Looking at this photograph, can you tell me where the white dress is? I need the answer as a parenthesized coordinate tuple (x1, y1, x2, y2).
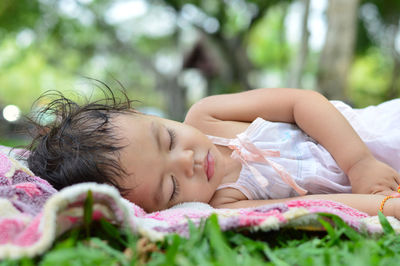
(208, 100, 400, 200)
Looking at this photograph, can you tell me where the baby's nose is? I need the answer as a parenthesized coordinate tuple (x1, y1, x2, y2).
(180, 149, 194, 177)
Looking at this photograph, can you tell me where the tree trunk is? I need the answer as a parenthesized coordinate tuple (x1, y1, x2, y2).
(386, 59, 400, 100)
(161, 77, 187, 121)
(386, 22, 400, 100)
(288, 0, 311, 88)
(317, 0, 360, 100)
(214, 34, 253, 92)
(228, 37, 253, 91)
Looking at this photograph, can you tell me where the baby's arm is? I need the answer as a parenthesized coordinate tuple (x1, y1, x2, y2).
(186, 88, 400, 195)
(215, 194, 399, 218)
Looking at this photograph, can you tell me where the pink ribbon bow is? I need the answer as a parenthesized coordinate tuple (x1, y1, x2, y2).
(230, 135, 308, 196)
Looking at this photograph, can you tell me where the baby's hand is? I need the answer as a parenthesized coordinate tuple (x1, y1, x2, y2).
(382, 196, 400, 218)
(347, 156, 400, 196)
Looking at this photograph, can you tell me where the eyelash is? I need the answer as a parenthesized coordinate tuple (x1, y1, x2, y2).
(167, 128, 176, 150)
(170, 175, 180, 202)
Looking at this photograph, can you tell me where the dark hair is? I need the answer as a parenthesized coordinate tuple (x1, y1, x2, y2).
(27, 82, 136, 195)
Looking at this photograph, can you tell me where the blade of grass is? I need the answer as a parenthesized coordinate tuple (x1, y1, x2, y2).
(84, 190, 94, 238)
(378, 211, 395, 235)
(53, 228, 81, 250)
(330, 215, 362, 241)
(317, 216, 343, 247)
(317, 216, 335, 239)
(20, 257, 35, 266)
(40, 242, 116, 265)
(88, 238, 129, 266)
(98, 219, 127, 246)
(164, 234, 181, 264)
(262, 245, 290, 266)
(205, 214, 238, 265)
(319, 213, 362, 241)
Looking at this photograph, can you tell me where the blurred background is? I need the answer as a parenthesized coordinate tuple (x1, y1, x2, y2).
(0, 0, 399, 146)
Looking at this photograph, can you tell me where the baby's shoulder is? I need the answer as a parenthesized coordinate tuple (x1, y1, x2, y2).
(185, 115, 250, 140)
(185, 96, 252, 137)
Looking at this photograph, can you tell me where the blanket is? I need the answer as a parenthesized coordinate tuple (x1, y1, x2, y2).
(1, 145, 400, 260)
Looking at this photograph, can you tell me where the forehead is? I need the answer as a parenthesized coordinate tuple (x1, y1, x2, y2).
(114, 113, 151, 141)
(113, 113, 164, 211)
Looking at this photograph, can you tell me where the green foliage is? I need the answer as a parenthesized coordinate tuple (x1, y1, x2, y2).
(0, 37, 79, 113)
(378, 211, 395, 235)
(247, 4, 291, 69)
(348, 48, 394, 107)
(0, 0, 41, 33)
(84, 190, 94, 238)
(0, 0, 396, 120)
(361, 0, 400, 25)
(3, 210, 400, 265)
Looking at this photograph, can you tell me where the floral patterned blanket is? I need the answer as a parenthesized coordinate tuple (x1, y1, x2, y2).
(1, 145, 399, 259)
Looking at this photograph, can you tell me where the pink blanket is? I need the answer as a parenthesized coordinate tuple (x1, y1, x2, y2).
(1, 145, 399, 259)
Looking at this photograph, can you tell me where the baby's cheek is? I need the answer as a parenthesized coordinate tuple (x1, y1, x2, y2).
(186, 186, 213, 203)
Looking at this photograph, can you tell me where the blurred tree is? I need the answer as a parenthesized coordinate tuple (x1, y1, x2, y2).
(287, 0, 310, 88)
(0, 0, 169, 116)
(317, 0, 360, 101)
(358, 0, 400, 101)
(1, 0, 294, 120)
(165, 0, 293, 96)
(347, 0, 400, 106)
(0, 0, 41, 32)
(0, 0, 43, 111)
(248, 5, 293, 71)
(1, 0, 398, 122)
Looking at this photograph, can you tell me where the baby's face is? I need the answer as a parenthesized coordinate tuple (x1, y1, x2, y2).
(113, 113, 225, 212)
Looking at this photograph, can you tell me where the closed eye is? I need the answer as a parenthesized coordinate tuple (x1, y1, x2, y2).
(167, 128, 176, 150)
(170, 175, 179, 202)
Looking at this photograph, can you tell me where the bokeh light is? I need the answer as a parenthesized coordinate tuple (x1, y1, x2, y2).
(2, 105, 21, 122)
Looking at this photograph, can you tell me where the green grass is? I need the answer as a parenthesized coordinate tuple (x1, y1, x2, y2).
(2, 192, 400, 266)
(2, 214, 400, 265)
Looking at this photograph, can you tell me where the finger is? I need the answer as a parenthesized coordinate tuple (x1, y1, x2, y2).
(390, 179, 399, 192)
(394, 174, 400, 191)
(387, 175, 400, 192)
